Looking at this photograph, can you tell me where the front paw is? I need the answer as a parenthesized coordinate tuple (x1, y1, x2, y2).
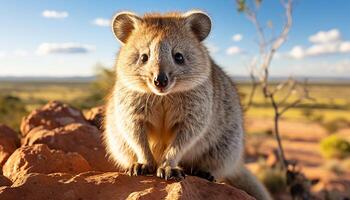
(126, 162, 156, 176)
(157, 166, 185, 181)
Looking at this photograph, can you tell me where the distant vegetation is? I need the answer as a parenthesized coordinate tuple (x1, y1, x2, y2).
(238, 83, 350, 123)
(0, 95, 27, 130)
(0, 64, 115, 131)
(0, 66, 349, 133)
(320, 135, 350, 159)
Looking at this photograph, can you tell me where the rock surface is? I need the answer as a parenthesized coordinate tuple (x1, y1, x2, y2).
(20, 101, 89, 136)
(84, 106, 104, 130)
(0, 172, 255, 200)
(0, 124, 19, 166)
(3, 144, 91, 182)
(22, 123, 116, 172)
(0, 175, 12, 187)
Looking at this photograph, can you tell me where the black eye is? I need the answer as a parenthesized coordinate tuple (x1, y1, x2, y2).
(140, 54, 148, 63)
(174, 52, 184, 65)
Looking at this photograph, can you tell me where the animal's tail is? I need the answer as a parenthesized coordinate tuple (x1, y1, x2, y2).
(222, 165, 272, 200)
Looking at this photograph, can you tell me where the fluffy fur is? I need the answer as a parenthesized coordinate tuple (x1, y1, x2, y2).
(104, 10, 271, 200)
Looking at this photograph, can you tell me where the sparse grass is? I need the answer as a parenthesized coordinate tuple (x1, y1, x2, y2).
(320, 135, 350, 159)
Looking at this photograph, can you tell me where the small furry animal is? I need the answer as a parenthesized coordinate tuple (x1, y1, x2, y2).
(104, 10, 271, 200)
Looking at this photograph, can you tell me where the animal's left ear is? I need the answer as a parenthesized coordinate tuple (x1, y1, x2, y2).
(183, 10, 212, 41)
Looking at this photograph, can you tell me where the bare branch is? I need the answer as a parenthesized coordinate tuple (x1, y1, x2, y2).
(261, 0, 293, 93)
(240, 0, 295, 169)
(244, 6, 267, 55)
(237, 0, 314, 198)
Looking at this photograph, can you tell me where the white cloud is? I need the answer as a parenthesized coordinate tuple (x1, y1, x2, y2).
(307, 42, 339, 56)
(206, 43, 219, 54)
(13, 49, 28, 57)
(289, 46, 305, 59)
(289, 41, 350, 59)
(42, 10, 69, 19)
(232, 34, 243, 42)
(36, 43, 95, 55)
(288, 29, 350, 59)
(226, 46, 242, 55)
(92, 18, 110, 27)
(309, 29, 341, 43)
(340, 41, 350, 53)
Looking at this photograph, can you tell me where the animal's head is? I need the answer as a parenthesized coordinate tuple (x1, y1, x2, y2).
(112, 10, 212, 95)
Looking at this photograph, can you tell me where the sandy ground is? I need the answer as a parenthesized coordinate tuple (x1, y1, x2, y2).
(244, 117, 350, 198)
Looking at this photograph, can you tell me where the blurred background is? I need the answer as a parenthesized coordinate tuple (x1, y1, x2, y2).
(0, 0, 349, 199)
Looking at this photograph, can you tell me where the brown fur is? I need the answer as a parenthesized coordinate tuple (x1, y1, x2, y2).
(104, 10, 271, 200)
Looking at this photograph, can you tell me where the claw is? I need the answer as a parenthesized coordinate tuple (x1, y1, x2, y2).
(157, 166, 185, 181)
(126, 163, 155, 176)
(157, 167, 165, 179)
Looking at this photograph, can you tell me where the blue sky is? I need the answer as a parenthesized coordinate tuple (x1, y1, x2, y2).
(0, 0, 349, 77)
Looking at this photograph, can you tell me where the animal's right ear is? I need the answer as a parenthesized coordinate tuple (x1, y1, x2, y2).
(183, 10, 211, 42)
(111, 12, 142, 44)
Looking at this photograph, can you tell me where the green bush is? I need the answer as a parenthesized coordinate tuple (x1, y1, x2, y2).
(320, 135, 350, 159)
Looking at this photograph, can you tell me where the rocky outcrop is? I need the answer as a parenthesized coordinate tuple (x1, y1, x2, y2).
(0, 172, 255, 200)
(0, 124, 19, 166)
(3, 144, 91, 182)
(0, 101, 255, 200)
(22, 123, 116, 172)
(20, 101, 89, 136)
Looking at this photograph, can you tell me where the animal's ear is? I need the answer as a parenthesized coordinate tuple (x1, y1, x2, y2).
(111, 12, 142, 44)
(183, 10, 211, 42)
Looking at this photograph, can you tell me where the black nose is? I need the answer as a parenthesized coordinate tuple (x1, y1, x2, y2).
(154, 72, 168, 88)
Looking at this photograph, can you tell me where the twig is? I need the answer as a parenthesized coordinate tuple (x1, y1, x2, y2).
(237, 0, 314, 198)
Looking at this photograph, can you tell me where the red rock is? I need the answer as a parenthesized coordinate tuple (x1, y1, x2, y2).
(0, 175, 11, 187)
(84, 106, 104, 130)
(22, 123, 117, 172)
(20, 101, 89, 136)
(0, 172, 255, 200)
(0, 124, 19, 166)
(3, 144, 91, 182)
